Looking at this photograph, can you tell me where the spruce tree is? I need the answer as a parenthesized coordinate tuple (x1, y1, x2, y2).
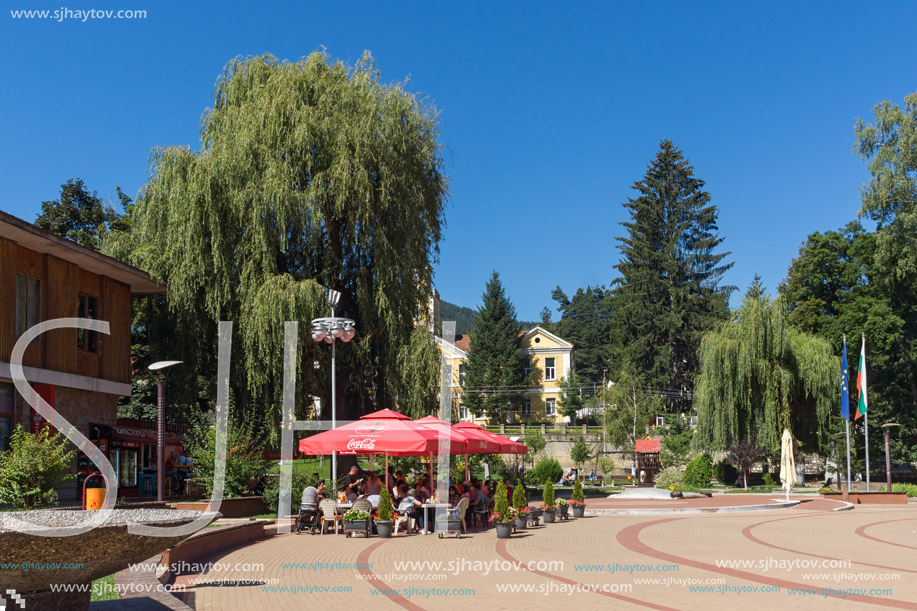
(612, 140, 733, 409)
(462, 272, 524, 421)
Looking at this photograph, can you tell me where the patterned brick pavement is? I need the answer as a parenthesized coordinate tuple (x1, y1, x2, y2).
(173, 498, 917, 610)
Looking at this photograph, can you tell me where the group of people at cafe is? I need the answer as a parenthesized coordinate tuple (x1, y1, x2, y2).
(299, 464, 499, 533)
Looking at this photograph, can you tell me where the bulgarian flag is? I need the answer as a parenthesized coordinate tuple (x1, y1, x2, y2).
(855, 334, 867, 420)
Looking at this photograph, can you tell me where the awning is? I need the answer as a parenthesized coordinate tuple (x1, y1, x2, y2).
(112, 425, 183, 446)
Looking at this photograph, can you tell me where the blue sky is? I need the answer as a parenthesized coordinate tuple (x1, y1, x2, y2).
(3, 1, 916, 321)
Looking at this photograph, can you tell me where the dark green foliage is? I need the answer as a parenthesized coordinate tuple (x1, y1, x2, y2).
(35, 178, 127, 250)
(571, 478, 584, 503)
(558, 372, 586, 421)
(611, 140, 734, 408)
(122, 52, 447, 431)
(462, 272, 525, 420)
(0, 424, 76, 510)
(186, 409, 265, 498)
(439, 301, 477, 335)
(712, 461, 738, 485)
(569, 435, 593, 466)
(263, 463, 320, 515)
(683, 453, 712, 488)
(523, 428, 547, 469)
(763, 473, 776, 486)
(542, 479, 556, 508)
(493, 481, 512, 522)
(530, 457, 563, 486)
(604, 363, 661, 450)
(551, 285, 613, 382)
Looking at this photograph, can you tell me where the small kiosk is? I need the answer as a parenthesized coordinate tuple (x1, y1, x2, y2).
(635, 438, 661, 485)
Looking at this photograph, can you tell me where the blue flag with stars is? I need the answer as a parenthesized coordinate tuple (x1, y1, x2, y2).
(841, 337, 850, 421)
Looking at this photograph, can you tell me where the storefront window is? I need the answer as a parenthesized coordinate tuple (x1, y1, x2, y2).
(0, 383, 13, 452)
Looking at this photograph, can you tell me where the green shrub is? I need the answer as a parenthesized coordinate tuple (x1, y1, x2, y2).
(818, 487, 839, 494)
(572, 478, 584, 503)
(376, 486, 393, 521)
(762, 472, 776, 486)
(0, 424, 76, 510)
(529, 457, 562, 486)
(713, 460, 737, 485)
(493, 481, 512, 523)
(543, 479, 556, 509)
(263, 463, 318, 515)
(655, 466, 684, 490)
(892, 483, 917, 497)
(187, 415, 264, 498)
(512, 480, 527, 509)
(683, 453, 712, 488)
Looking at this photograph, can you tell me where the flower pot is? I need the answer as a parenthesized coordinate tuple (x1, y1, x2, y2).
(558, 505, 569, 518)
(375, 520, 393, 538)
(436, 519, 462, 532)
(496, 522, 512, 538)
(514, 517, 528, 530)
(572, 505, 585, 518)
(543, 509, 556, 523)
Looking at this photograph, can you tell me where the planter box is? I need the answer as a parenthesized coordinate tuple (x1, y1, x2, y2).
(572, 505, 585, 518)
(495, 523, 512, 539)
(821, 492, 907, 505)
(436, 519, 462, 532)
(171, 496, 268, 518)
(514, 517, 528, 530)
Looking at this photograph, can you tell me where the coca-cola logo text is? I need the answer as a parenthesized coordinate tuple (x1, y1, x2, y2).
(354, 421, 389, 434)
(347, 438, 377, 450)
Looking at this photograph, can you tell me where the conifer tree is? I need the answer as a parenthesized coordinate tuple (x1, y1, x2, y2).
(612, 140, 733, 408)
(462, 272, 524, 421)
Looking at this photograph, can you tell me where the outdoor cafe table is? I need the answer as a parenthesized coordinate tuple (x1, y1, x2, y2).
(420, 502, 451, 535)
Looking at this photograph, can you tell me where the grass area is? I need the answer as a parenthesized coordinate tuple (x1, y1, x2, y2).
(90, 574, 119, 602)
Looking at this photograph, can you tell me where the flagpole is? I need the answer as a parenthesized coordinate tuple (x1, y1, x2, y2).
(845, 419, 852, 492)
(842, 335, 852, 493)
(862, 333, 870, 493)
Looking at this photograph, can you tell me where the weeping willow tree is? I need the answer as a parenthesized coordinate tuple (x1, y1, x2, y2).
(695, 295, 838, 454)
(114, 52, 447, 434)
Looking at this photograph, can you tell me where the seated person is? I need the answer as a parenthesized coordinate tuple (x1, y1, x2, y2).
(468, 481, 486, 513)
(366, 494, 381, 509)
(397, 485, 424, 531)
(589, 470, 596, 483)
(364, 471, 382, 496)
(415, 479, 430, 503)
(301, 480, 325, 507)
(448, 485, 459, 506)
(165, 451, 180, 493)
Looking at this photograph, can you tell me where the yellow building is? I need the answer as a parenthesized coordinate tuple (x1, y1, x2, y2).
(434, 326, 574, 424)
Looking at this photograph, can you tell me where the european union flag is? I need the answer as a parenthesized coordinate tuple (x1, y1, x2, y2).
(841, 337, 850, 421)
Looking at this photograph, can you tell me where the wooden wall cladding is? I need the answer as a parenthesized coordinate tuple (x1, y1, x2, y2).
(0, 237, 15, 361)
(100, 277, 130, 384)
(45, 255, 79, 374)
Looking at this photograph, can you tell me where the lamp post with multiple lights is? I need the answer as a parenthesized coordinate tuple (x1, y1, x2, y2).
(311, 289, 356, 489)
(148, 360, 183, 502)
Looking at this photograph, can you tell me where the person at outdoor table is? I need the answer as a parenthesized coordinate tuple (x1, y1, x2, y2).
(397, 485, 424, 531)
(165, 451, 180, 492)
(589, 470, 596, 483)
(344, 466, 364, 501)
(448, 485, 459, 506)
(468, 481, 485, 513)
(364, 471, 382, 496)
(301, 480, 325, 506)
(414, 478, 429, 503)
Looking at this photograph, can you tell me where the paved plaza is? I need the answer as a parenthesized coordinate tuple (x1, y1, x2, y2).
(169, 496, 917, 610)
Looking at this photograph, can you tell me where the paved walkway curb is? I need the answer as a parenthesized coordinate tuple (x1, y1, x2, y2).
(586, 499, 800, 515)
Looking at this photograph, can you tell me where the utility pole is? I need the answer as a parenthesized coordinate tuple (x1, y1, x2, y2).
(602, 369, 607, 453)
(631, 385, 637, 476)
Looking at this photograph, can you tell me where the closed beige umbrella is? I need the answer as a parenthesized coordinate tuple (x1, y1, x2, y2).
(779, 429, 795, 502)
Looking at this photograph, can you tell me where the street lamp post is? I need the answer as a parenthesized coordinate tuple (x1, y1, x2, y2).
(881, 423, 901, 493)
(602, 368, 607, 453)
(311, 289, 356, 491)
(148, 360, 183, 502)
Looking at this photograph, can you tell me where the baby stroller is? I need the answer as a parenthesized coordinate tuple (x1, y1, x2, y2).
(295, 502, 320, 535)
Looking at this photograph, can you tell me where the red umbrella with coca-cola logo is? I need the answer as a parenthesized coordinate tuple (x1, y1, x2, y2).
(298, 408, 467, 456)
(453, 421, 528, 455)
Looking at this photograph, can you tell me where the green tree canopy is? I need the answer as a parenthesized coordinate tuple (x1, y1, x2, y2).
(604, 362, 660, 452)
(36, 178, 127, 250)
(550, 285, 613, 382)
(695, 295, 838, 454)
(611, 140, 733, 409)
(462, 272, 524, 421)
(121, 52, 448, 429)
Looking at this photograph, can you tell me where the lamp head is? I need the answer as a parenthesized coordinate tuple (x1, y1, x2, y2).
(311, 327, 327, 342)
(148, 360, 183, 372)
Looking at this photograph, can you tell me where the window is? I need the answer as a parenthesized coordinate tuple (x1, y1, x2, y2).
(656, 415, 665, 428)
(15, 273, 41, 340)
(458, 363, 466, 386)
(522, 358, 531, 377)
(521, 399, 531, 417)
(544, 357, 556, 381)
(545, 398, 556, 417)
(77, 294, 99, 352)
(459, 403, 468, 421)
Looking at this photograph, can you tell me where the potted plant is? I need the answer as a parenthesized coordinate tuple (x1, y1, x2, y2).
(491, 481, 513, 539)
(512, 483, 529, 530)
(571, 479, 586, 517)
(557, 497, 570, 519)
(375, 487, 394, 538)
(542, 479, 557, 523)
(343, 508, 371, 536)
